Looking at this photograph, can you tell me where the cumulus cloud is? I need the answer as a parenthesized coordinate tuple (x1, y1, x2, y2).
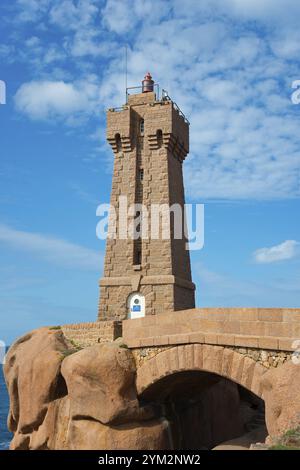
(49, 0, 98, 30)
(9, 0, 300, 199)
(16, 0, 51, 22)
(14, 78, 100, 121)
(253, 240, 300, 264)
(0, 224, 101, 271)
(174, 0, 300, 26)
(101, 0, 171, 34)
(0, 44, 16, 59)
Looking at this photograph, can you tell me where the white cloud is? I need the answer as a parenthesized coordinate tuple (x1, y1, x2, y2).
(16, 0, 51, 22)
(101, 0, 170, 34)
(270, 30, 300, 60)
(49, 0, 98, 30)
(25, 36, 41, 48)
(14, 78, 100, 121)
(43, 46, 66, 64)
(0, 224, 102, 271)
(69, 31, 110, 57)
(174, 0, 300, 26)
(9, 0, 300, 199)
(0, 44, 16, 58)
(101, 0, 134, 34)
(48, 0, 114, 58)
(253, 240, 300, 264)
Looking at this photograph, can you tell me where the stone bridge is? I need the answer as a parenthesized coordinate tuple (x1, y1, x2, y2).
(134, 344, 266, 398)
(62, 307, 300, 398)
(6, 307, 300, 450)
(123, 308, 299, 398)
(60, 307, 300, 449)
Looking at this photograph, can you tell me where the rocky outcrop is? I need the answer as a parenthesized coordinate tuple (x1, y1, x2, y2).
(262, 361, 300, 439)
(67, 419, 170, 450)
(4, 326, 300, 450)
(4, 327, 69, 449)
(61, 342, 154, 425)
(4, 328, 170, 450)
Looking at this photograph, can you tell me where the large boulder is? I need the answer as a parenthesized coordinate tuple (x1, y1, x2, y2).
(10, 397, 71, 450)
(4, 327, 167, 450)
(29, 397, 71, 450)
(67, 418, 171, 450)
(61, 342, 154, 425)
(4, 327, 68, 437)
(262, 360, 300, 438)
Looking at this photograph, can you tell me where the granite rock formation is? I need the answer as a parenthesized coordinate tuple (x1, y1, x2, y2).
(4, 326, 300, 450)
(262, 360, 300, 438)
(4, 328, 169, 450)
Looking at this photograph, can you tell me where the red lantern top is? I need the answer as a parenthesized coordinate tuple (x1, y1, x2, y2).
(142, 72, 154, 93)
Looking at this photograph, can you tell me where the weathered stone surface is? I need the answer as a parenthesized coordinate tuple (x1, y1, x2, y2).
(262, 360, 300, 438)
(10, 432, 31, 451)
(61, 342, 153, 425)
(29, 397, 71, 450)
(4, 328, 163, 450)
(4, 327, 68, 437)
(5, 325, 299, 450)
(123, 307, 300, 350)
(99, 89, 194, 321)
(62, 320, 122, 348)
(67, 419, 171, 450)
(136, 344, 266, 397)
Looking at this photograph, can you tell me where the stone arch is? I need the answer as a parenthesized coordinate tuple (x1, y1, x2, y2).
(136, 344, 267, 398)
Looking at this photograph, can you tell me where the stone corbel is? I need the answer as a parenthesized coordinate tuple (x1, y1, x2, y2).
(148, 132, 187, 161)
(107, 135, 132, 154)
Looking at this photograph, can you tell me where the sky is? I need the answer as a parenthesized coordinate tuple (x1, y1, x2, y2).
(0, 0, 300, 344)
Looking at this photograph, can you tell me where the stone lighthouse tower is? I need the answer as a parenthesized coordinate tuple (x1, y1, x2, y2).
(98, 73, 195, 321)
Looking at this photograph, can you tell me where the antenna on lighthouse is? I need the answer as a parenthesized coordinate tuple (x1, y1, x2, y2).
(125, 44, 128, 103)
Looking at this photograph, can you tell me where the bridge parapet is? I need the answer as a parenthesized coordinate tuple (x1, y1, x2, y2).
(123, 308, 300, 352)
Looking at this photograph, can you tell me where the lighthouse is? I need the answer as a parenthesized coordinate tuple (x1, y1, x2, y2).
(98, 74, 195, 320)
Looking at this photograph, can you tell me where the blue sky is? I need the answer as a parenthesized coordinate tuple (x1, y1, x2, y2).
(0, 0, 300, 344)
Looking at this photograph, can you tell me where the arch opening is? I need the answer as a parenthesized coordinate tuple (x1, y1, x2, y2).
(139, 370, 266, 450)
(157, 129, 163, 148)
(115, 133, 122, 152)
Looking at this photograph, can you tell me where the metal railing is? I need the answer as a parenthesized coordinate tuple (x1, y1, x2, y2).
(126, 83, 160, 102)
(108, 106, 126, 112)
(162, 89, 190, 125)
(109, 86, 190, 125)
